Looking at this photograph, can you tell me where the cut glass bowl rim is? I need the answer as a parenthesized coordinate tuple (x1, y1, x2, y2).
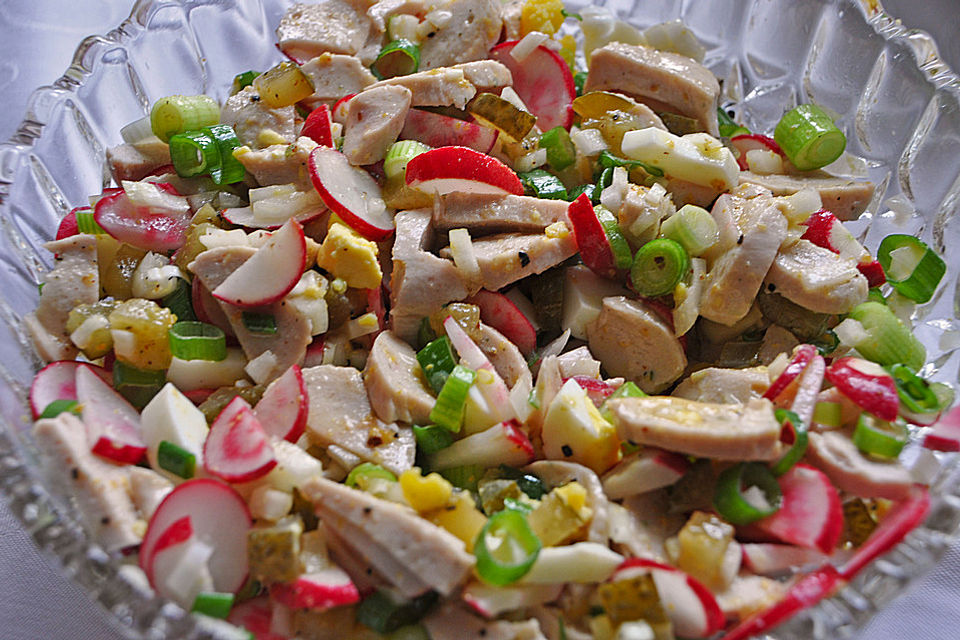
(1, 1, 960, 639)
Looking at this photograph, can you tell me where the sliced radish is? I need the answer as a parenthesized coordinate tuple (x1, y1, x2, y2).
(228, 597, 286, 640)
(139, 478, 252, 594)
(601, 448, 689, 500)
(366, 286, 387, 338)
(567, 193, 616, 279)
(76, 364, 146, 465)
(785, 353, 825, 429)
(428, 419, 533, 470)
(301, 104, 335, 147)
(191, 278, 235, 337)
(400, 109, 498, 153)
(801, 209, 885, 287)
(741, 543, 827, 576)
(613, 558, 725, 639)
(94, 186, 192, 252)
(270, 567, 361, 610)
(304, 338, 325, 368)
(824, 357, 899, 421)
(857, 259, 887, 288)
(308, 146, 394, 241)
(722, 565, 841, 640)
(220, 205, 325, 231)
(253, 365, 308, 442)
(56, 207, 83, 239)
(467, 289, 537, 356)
(568, 375, 618, 408)
(404, 146, 523, 196)
(463, 582, 563, 618)
(29, 360, 107, 419)
(924, 403, 960, 451)
(490, 41, 575, 131)
(443, 316, 515, 422)
(204, 397, 277, 483)
(150, 529, 215, 608)
(332, 93, 356, 125)
(730, 134, 784, 171)
(212, 219, 306, 308)
(750, 463, 843, 554)
(838, 484, 929, 580)
(763, 344, 817, 402)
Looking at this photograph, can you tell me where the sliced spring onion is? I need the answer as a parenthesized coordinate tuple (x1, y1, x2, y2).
(39, 399, 81, 420)
(812, 401, 842, 428)
(771, 409, 808, 476)
(848, 301, 925, 371)
(169, 130, 220, 178)
(356, 589, 438, 634)
(659, 204, 719, 257)
(886, 363, 942, 416)
(540, 126, 577, 171)
(867, 288, 887, 304)
(253, 61, 314, 108)
(113, 360, 166, 409)
(150, 95, 220, 143)
(191, 591, 234, 619)
(717, 107, 749, 138)
(566, 183, 596, 203)
(473, 509, 541, 585)
(384, 140, 431, 180)
(161, 278, 196, 322)
(877, 234, 945, 304)
(345, 462, 397, 488)
(413, 424, 455, 454)
(600, 382, 646, 421)
(438, 464, 484, 492)
(597, 150, 664, 177)
(573, 71, 587, 96)
(370, 39, 421, 80)
(497, 465, 547, 500)
(231, 70, 260, 94)
(429, 364, 476, 432)
(852, 413, 909, 459)
(204, 124, 246, 185)
(713, 462, 783, 525)
(773, 104, 846, 171)
(416, 336, 457, 394)
(75, 208, 106, 235)
(595, 205, 632, 270)
(158, 440, 197, 479)
(630, 238, 690, 297)
(811, 329, 840, 357)
(518, 169, 568, 200)
(168, 321, 227, 362)
(594, 168, 614, 203)
(242, 311, 278, 335)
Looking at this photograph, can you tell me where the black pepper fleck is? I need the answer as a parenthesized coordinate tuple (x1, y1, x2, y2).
(70, 468, 79, 480)
(479, 630, 487, 637)
(427, 31, 436, 38)
(101, 516, 111, 525)
(561, 444, 573, 457)
(518, 251, 530, 267)
(363, 506, 372, 515)
(737, 234, 744, 245)
(767, 282, 776, 292)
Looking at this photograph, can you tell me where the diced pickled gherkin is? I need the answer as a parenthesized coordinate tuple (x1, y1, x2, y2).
(657, 111, 702, 136)
(102, 244, 147, 300)
(526, 483, 592, 547)
(254, 61, 314, 108)
(530, 267, 564, 335)
(478, 478, 526, 515)
(247, 515, 304, 584)
(843, 498, 878, 547)
(582, 110, 655, 157)
(667, 459, 715, 514)
(669, 511, 736, 592)
(324, 286, 354, 332)
(66, 299, 118, 358)
(430, 303, 481, 343)
(382, 173, 433, 211)
(467, 92, 537, 143)
(291, 487, 319, 531)
(597, 573, 671, 629)
(108, 298, 177, 370)
(199, 384, 266, 423)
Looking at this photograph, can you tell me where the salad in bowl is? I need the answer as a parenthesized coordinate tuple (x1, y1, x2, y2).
(12, 0, 960, 638)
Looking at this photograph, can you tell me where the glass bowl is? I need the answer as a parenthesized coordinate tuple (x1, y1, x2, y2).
(1, 0, 960, 638)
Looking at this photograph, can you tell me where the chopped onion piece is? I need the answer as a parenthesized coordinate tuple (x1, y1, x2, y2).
(511, 31, 550, 63)
(245, 350, 279, 384)
(70, 315, 110, 351)
(746, 149, 784, 175)
(599, 166, 628, 212)
(833, 317, 869, 348)
(571, 128, 608, 156)
(448, 228, 481, 282)
(515, 148, 548, 173)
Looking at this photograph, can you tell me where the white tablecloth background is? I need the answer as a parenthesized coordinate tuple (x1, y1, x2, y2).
(2, 1, 959, 638)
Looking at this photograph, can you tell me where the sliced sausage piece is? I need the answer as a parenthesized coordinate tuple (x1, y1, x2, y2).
(440, 231, 577, 293)
(342, 85, 412, 166)
(302, 365, 415, 475)
(128, 466, 174, 520)
(452, 60, 513, 92)
(276, 0, 374, 62)
(584, 42, 721, 136)
(739, 170, 874, 221)
(301, 476, 474, 597)
(106, 141, 172, 183)
(805, 430, 915, 501)
(221, 86, 296, 149)
(764, 239, 868, 314)
(364, 330, 435, 425)
(299, 53, 377, 106)
(700, 194, 787, 326)
(33, 413, 141, 551)
(367, 0, 428, 31)
(432, 192, 568, 235)
(25, 234, 100, 361)
(586, 296, 686, 394)
(234, 136, 319, 190)
(478, 322, 531, 389)
(390, 209, 470, 342)
(369, 67, 476, 109)
(424, 602, 547, 640)
(417, 0, 503, 70)
(672, 366, 770, 404)
(607, 396, 783, 460)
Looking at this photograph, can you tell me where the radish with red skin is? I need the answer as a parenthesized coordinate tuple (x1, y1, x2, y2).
(601, 448, 689, 499)
(400, 109, 498, 153)
(489, 41, 575, 131)
(139, 478, 252, 594)
(763, 344, 817, 401)
(308, 146, 395, 241)
(366, 286, 387, 338)
(253, 364, 308, 443)
(304, 338, 325, 367)
(730, 134, 784, 171)
(612, 558, 725, 638)
(722, 565, 841, 640)
(463, 582, 563, 618)
(750, 463, 843, 554)
(212, 219, 307, 308)
(801, 209, 886, 287)
(404, 146, 523, 196)
(301, 104, 335, 147)
(824, 357, 899, 421)
(567, 375, 617, 407)
(228, 597, 286, 640)
(467, 289, 537, 356)
(220, 205, 325, 231)
(143, 514, 194, 584)
(190, 278, 235, 337)
(332, 93, 355, 125)
(76, 364, 146, 465)
(204, 397, 277, 483)
(94, 189, 192, 252)
(839, 484, 929, 580)
(29, 360, 109, 419)
(183, 388, 216, 406)
(270, 567, 361, 610)
(428, 419, 533, 470)
(56, 208, 83, 239)
(741, 543, 827, 575)
(567, 193, 617, 278)
(857, 260, 887, 288)
(924, 404, 960, 451)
